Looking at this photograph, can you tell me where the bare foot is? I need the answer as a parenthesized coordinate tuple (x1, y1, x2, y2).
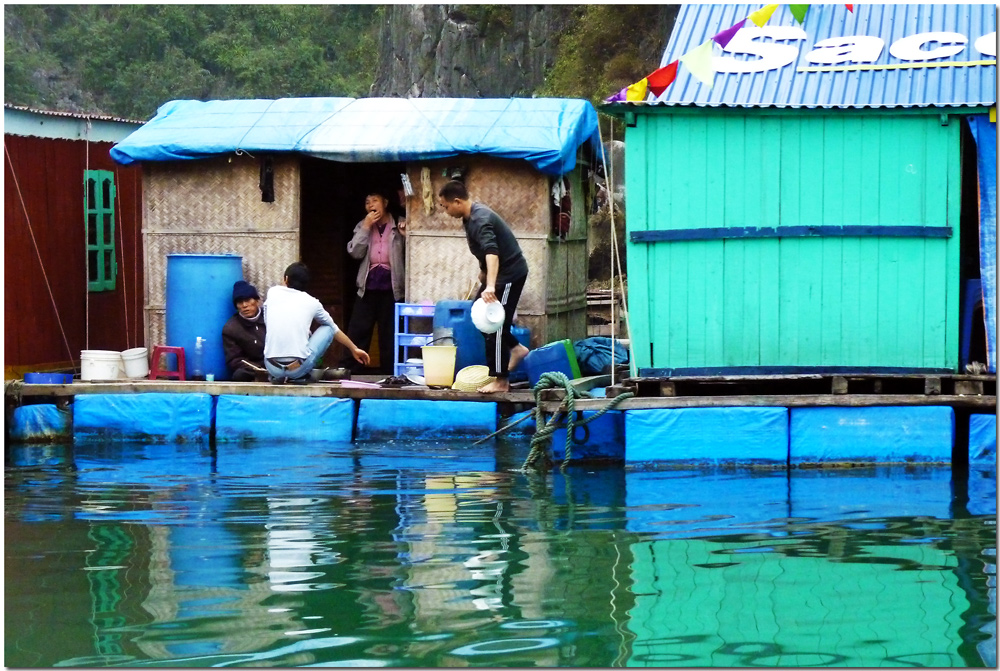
(508, 344, 529, 370)
(478, 378, 510, 394)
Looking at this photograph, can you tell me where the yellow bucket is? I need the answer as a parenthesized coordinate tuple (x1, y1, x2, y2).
(421, 345, 457, 387)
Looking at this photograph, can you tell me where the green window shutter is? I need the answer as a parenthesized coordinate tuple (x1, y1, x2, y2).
(85, 170, 117, 292)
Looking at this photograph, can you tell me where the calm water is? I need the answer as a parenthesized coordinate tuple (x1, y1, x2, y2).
(5, 439, 996, 667)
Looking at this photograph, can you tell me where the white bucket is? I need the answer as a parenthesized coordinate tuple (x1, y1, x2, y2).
(121, 347, 149, 379)
(81, 350, 123, 381)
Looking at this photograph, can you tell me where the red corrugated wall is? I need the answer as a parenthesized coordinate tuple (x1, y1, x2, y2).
(4, 134, 144, 374)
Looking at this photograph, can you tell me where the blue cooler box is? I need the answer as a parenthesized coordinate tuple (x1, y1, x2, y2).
(523, 339, 582, 387)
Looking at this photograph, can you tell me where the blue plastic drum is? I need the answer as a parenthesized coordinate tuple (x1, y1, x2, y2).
(433, 300, 486, 373)
(166, 254, 243, 380)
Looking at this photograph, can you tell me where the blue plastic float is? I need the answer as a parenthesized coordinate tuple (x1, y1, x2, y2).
(356, 399, 497, 441)
(73, 393, 213, 443)
(969, 413, 997, 465)
(790, 406, 954, 464)
(625, 407, 789, 465)
(9, 404, 72, 442)
(215, 395, 355, 443)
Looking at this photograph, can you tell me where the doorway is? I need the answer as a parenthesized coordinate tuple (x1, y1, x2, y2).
(300, 157, 407, 371)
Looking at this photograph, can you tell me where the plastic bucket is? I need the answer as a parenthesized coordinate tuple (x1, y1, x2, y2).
(121, 347, 149, 379)
(421, 345, 457, 387)
(81, 350, 123, 381)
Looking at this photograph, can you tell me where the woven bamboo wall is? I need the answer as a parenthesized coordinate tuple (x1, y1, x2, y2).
(404, 157, 588, 345)
(143, 155, 301, 348)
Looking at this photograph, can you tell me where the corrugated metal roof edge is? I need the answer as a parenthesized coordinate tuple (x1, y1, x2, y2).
(4, 103, 145, 125)
(600, 102, 996, 113)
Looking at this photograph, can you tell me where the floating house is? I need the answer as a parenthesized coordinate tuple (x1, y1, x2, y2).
(4, 105, 145, 376)
(605, 4, 996, 376)
(110, 98, 602, 357)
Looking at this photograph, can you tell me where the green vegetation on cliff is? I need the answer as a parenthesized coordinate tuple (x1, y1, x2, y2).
(540, 5, 677, 106)
(5, 5, 380, 118)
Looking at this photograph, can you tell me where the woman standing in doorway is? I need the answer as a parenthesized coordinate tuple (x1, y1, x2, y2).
(342, 189, 406, 373)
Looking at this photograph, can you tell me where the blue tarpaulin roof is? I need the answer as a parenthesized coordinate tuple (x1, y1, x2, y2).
(635, 3, 996, 109)
(110, 97, 601, 176)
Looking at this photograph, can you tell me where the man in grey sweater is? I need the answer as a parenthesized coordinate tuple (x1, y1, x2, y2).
(438, 180, 530, 393)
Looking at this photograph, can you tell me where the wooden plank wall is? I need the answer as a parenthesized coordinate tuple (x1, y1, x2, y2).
(626, 111, 961, 371)
(4, 135, 144, 374)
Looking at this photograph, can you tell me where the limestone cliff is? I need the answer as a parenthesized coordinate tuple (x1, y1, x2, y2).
(371, 5, 574, 98)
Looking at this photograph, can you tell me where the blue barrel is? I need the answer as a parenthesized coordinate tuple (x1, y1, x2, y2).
(512, 325, 531, 348)
(166, 254, 243, 380)
(433, 300, 486, 372)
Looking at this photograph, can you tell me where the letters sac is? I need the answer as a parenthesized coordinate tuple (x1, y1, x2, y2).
(717, 26, 997, 72)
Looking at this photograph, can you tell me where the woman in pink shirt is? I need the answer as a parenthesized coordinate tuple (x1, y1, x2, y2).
(343, 189, 407, 374)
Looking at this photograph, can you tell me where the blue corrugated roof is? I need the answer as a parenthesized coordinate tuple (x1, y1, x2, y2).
(647, 3, 996, 109)
(110, 97, 601, 176)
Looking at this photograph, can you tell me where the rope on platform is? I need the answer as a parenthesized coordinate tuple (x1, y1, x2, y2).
(520, 372, 633, 472)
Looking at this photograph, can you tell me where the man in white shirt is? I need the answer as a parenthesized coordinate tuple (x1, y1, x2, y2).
(263, 262, 370, 384)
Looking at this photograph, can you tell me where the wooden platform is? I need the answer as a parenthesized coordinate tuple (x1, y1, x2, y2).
(6, 377, 535, 405)
(7, 372, 995, 414)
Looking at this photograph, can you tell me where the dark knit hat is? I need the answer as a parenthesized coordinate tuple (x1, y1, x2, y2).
(232, 280, 260, 304)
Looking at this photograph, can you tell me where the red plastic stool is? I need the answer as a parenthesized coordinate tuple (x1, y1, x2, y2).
(149, 346, 186, 380)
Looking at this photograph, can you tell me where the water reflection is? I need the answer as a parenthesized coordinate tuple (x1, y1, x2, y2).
(5, 440, 995, 667)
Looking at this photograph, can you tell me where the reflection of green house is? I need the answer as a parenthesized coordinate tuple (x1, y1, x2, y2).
(604, 4, 996, 375)
(627, 537, 970, 667)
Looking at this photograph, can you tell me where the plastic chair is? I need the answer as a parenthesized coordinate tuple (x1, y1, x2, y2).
(960, 279, 983, 371)
(149, 345, 186, 380)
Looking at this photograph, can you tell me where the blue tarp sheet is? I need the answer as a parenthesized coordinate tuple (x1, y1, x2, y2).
(968, 115, 997, 372)
(110, 97, 601, 176)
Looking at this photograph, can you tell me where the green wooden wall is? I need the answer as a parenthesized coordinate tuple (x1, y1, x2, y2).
(624, 110, 961, 371)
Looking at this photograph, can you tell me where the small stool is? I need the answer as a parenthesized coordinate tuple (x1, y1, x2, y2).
(149, 346, 186, 381)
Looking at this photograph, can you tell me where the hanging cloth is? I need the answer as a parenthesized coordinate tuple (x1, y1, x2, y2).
(968, 115, 997, 372)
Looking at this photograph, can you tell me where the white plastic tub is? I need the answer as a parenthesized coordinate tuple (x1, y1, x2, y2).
(81, 350, 123, 381)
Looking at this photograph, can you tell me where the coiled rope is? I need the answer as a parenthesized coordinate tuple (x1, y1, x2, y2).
(521, 371, 633, 472)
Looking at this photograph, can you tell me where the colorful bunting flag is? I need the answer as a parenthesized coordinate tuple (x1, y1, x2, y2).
(749, 4, 779, 27)
(789, 4, 810, 23)
(679, 40, 716, 88)
(646, 61, 679, 97)
(625, 78, 649, 102)
(846, 4, 854, 12)
(713, 19, 746, 48)
(605, 88, 628, 103)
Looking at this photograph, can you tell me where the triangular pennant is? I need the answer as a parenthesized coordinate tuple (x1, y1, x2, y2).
(679, 40, 716, 88)
(845, 4, 854, 12)
(789, 4, 810, 23)
(625, 78, 649, 102)
(605, 87, 629, 103)
(749, 4, 779, 27)
(646, 61, 679, 97)
(713, 19, 746, 48)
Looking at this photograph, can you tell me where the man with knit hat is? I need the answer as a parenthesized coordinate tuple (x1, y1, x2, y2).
(222, 279, 267, 381)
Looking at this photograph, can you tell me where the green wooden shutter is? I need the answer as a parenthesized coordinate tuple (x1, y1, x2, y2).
(85, 170, 117, 291)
